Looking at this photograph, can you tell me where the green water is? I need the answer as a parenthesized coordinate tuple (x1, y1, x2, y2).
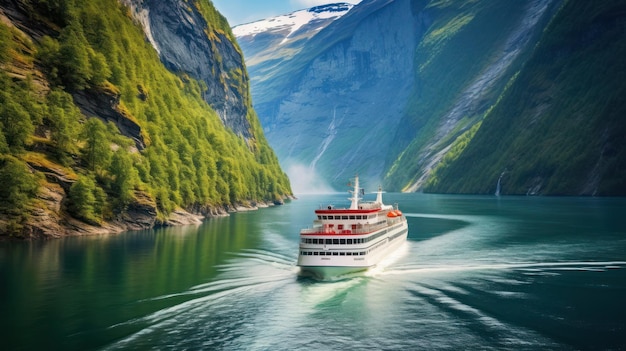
(1, 194, 625, 350)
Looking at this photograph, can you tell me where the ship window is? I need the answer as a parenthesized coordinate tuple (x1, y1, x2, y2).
(332, 239, 339, 244)
(349, 215, 355, 220)
(318, 216, 322, 220)
(325, 239, 332, 245)
(347, 239, 353, 244)
(360, 252, 365, 255)
(357, 215, 362, 220)
(332, 252, 338, 256)
(312, 239, 317, 244)
(334, 216, 340, 220)
(313, 252, 319, 256)
(342, 215, 348, 220)
(338, 225, 344, 230)
(340, 252, 345, 256)
(340, 239, 346, 244)
(346, 252, 352, 256)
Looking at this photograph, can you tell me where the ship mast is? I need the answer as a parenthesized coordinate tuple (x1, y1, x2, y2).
(349, 175, 360, 210)
(375, 185, 383, 205)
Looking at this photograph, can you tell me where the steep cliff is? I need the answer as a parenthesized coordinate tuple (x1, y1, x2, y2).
(0, 0, 291, 239)
(237, 0, 560, 191)
(122, 0, 252, 139)
(423, 0, 626, 195)
(386, 0, 561, 191)
(240, 0, 426, 190)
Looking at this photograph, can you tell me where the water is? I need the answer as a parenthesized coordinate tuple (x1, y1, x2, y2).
(1, 194, 626, 350)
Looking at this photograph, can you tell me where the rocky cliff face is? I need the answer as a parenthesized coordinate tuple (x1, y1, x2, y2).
(241, 0, 427, 190)
(238, 0, 562, 192)
(0, 0, 291, 240)
(121, 0, 252, 139)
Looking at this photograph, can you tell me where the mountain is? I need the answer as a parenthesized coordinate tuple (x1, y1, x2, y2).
(233, 3, 354, 153)
(236, 0, 562, 191)
(0, 0, 291, 239)
(238, 0, 625, 196)
(423, 0, 626, 195)
(235, 0, 426, 191)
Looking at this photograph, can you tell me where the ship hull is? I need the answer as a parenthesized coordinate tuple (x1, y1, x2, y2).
(298, 222, 408, 280)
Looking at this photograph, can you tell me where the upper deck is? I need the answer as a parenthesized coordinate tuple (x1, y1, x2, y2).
(300, 175, 404, 236)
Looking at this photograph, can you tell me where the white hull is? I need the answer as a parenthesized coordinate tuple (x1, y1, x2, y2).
(298, 220, 408, 280)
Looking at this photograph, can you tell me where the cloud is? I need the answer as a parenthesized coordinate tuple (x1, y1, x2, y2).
(290, 0, 361, 9)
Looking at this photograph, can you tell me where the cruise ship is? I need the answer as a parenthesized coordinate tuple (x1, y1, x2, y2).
(297, 176, 409, 279)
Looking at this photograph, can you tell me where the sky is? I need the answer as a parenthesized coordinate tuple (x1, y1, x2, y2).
(212, 0, 362, 26)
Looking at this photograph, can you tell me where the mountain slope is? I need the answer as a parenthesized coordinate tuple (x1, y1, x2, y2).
(238, 0, 560, 191)
(0, 0, 291, 239)
(423, 0, 626, 195)
(237, 0, 425, 190)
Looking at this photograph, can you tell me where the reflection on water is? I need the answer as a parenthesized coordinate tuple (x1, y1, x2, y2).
(1, 194, 626, 350)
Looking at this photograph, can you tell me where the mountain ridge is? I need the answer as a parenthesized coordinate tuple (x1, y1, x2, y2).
(236, 0, 559, 192)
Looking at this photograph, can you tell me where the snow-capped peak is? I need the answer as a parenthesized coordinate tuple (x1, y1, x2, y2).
(232, 3, 354, 40)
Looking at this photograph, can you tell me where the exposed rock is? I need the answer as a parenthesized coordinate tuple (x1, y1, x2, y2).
(73, 88, 146, 150)
(120, 0, 253, 140)
(242, 0, 426, 188)
(162, 209, 203, 227)
(114, 190, 158, 230)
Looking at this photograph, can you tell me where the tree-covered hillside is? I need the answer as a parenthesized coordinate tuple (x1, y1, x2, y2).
(0, 0, 291, 238)
(423, 0, 626, 195)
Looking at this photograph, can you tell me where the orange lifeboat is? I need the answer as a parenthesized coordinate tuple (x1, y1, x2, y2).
(387, 211, 397, 218)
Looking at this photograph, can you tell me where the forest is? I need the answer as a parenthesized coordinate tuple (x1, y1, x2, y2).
(0, 0, 291, 237)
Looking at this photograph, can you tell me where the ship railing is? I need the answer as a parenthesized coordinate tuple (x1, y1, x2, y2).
(301, 222, 388, 235)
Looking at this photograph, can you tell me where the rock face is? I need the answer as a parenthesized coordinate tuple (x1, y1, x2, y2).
(73, 88, 146, 150)
(238, 0, 427, 189)
(237, 0, 562, 191)
(121, 0, 252, 139)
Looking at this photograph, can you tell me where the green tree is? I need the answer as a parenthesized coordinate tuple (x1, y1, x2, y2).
(0, 98, 34, 152)
(67, 174, 106, 224)
(81, 118, 111, 171)
(87, 49, 111, 85)
(47, 89, 82, 164)
(0, 156, 39, 211)
(109, 149, 138, 208)
(57, 21, 92, 89)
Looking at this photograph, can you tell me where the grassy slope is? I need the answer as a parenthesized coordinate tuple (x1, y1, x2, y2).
(383, 0, 530, 190)
(423, 0, 626, 195)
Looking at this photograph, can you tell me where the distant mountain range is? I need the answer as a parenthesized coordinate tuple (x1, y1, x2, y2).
(234, 0, 626, 196)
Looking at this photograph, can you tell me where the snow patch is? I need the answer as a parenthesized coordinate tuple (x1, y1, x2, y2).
(232, 3, 354, 41)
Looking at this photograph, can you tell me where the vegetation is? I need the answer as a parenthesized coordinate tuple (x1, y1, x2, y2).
(422, 0, 626, 195)
(383, 0, 531, 190)
(0, 0, 291, 234)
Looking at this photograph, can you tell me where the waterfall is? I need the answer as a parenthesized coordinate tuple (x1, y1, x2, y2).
(310, 107, 339, 170)
(495, 172, 505, 196)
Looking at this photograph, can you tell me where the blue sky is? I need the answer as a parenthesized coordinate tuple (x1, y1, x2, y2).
(212, 0, 361, 26)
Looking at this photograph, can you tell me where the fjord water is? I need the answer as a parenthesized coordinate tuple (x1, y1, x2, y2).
(1, 194, 625, 350)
